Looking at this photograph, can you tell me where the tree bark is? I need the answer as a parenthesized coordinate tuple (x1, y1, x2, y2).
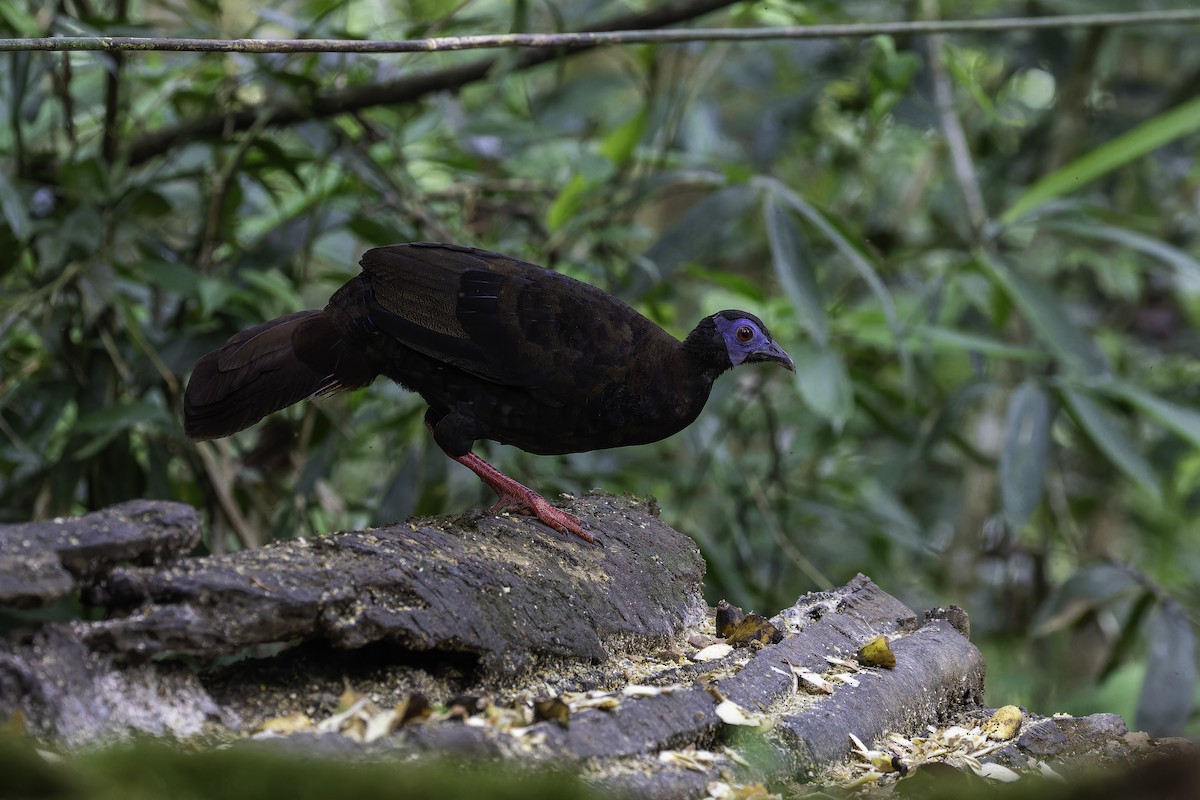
(126, 0, 741, 165)
(0, 495, 1023, 798)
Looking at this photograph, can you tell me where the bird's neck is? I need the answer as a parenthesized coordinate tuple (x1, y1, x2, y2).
(661, 319, 730, 421)
(681, 318, 733, 384)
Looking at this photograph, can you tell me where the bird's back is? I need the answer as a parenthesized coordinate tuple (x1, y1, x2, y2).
(337, 243, 711, 454)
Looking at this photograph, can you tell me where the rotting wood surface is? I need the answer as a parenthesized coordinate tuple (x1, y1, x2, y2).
(0, 496, 1008, 799)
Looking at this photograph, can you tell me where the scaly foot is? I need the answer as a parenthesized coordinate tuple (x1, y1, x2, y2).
(455, 451, 594, 543)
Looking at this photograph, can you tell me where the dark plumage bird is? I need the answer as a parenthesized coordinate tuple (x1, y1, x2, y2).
(184, 243, 794, 542)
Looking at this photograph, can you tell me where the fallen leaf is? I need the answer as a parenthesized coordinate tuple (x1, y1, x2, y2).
(255, 711, 313, 735)
(715, 600, 747, 637)
(726, 614, 784, 648)
(796, 668, 835, 694)
(693, 643, 735, 662)
(534, 697, 570, 728)
(858, 636, 897, 669)
(659, 748, 720, 772)
(715, 700, 768, 728)
(982, 705, 1023, 741)
(971, 762, 1021, 782)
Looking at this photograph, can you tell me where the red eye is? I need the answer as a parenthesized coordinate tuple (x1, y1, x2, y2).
(736, 325, 754, 343)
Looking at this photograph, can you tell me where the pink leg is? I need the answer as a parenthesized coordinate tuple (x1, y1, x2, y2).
(453, 451, 594, 544)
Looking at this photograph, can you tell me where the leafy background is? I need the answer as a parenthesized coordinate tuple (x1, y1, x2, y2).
(3, 0, 1200, 736)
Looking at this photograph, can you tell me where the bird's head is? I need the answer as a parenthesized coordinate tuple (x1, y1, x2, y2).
(711, 310, 795, 372)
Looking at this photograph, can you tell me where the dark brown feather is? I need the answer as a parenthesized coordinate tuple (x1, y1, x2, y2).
(339, 243, 723, 456)
(184, 242, 790, 462)
(183, 242, 793, 543)
(183, 309, 376, 440)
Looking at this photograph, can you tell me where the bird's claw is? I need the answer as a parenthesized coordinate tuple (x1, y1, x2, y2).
(454, 450, 594, 543)
(489, 492, 594, 543)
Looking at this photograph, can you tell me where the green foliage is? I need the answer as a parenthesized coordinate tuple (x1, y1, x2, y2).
(0, 734, 598, 800)
(1002, 94, 1200, 224)
(2, 0, 1200, 737)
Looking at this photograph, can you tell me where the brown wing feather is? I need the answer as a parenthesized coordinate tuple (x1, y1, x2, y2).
(184, 310, 377, 440)
(358, 243, 665, 398)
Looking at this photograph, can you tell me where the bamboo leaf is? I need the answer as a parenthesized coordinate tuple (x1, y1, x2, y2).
(1003, 95, 1200, 224)
(1104, 382, 1200, 450)
(763, 177, 911, 386)
(597, 108, 648, 167)
(763, 193, 828, 347)
(239, 269, 304, 311)
(913, 325, 1049, 362)
(0, 3, 42, 36)
(767, 180, 899, 337)
(1060, 387, 1161, 502)
(545, 173, 588, 233)
(1032, 564, 1137, 635)
(1136, 602, 1197, 736)
(1000, 381, 1055, 527)
(790, 342, 853, 432)
(0, 169, 29, 242)
(911, 381, 993, 462)
(638, 184, 756, 294)
(1044, 220, 1200, 285)
(976, 251, 1106, 376)
(72, 401, 173, 460)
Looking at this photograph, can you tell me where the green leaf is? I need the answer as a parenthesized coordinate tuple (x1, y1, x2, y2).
(856, 477, 925, 548)
(198, 276, 235, 318)
(1136, 602, 1197, 736)
(0, 2, 42, 35)
(763, 193, 828, 347)
(1000, 380, 1055, 527)
(912, 325, 1048, 362)
(0, 169, 29, 241)
(910, 381, 993, 462)
(976, 251, 1106, 375)
(682, 264, 765, 302)
(790, 342, 853, 432)
(347, 217, 412, 246)
(1003, 94, 1200, 224)
(73, 401, 169, 434)
(239, 268, 304, 311)
(1060, 387, 1161, 502)
(1032, 564, 1137, 635)
(1044, 220, 1200, 285)
(72, 401, 172, 460)
(1104, 382, 1200, 450)
(597, 108, 648, 168)
(545, 173, 588, 233)
(639, 184, 756, 294)
(139, 261, 203, 300)
(766, 180, 898, 333)
(57, 158, 108, 203)
(762, 177, 910, 385)
(1099, 589, 1156, 683)
(126, 188, 173, 219)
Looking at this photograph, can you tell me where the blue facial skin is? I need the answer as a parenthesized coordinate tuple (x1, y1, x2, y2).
(712, 313, 796, 371)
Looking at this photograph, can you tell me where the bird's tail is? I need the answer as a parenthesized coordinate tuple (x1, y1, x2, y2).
(183, 309, 379, 440)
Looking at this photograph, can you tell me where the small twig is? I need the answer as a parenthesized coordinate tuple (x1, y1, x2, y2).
(195, 440, 256, 549)
(344, 143, 457, 242)
(923, 2, 988, 240)
(745, 471, 834, 591)
(119, 305, 180, 396)
(0, 411, 27, 455)
(119, 0, 736, 165)
(101, 0, 128, 165)
(1040, 26, 1106, 175)
(3, 10, 1199, 53)
(196, 106, 277, 273)
(96, 324, 133, 383)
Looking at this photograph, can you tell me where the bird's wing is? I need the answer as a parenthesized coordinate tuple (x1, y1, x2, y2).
(358, 243, 647, 396)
